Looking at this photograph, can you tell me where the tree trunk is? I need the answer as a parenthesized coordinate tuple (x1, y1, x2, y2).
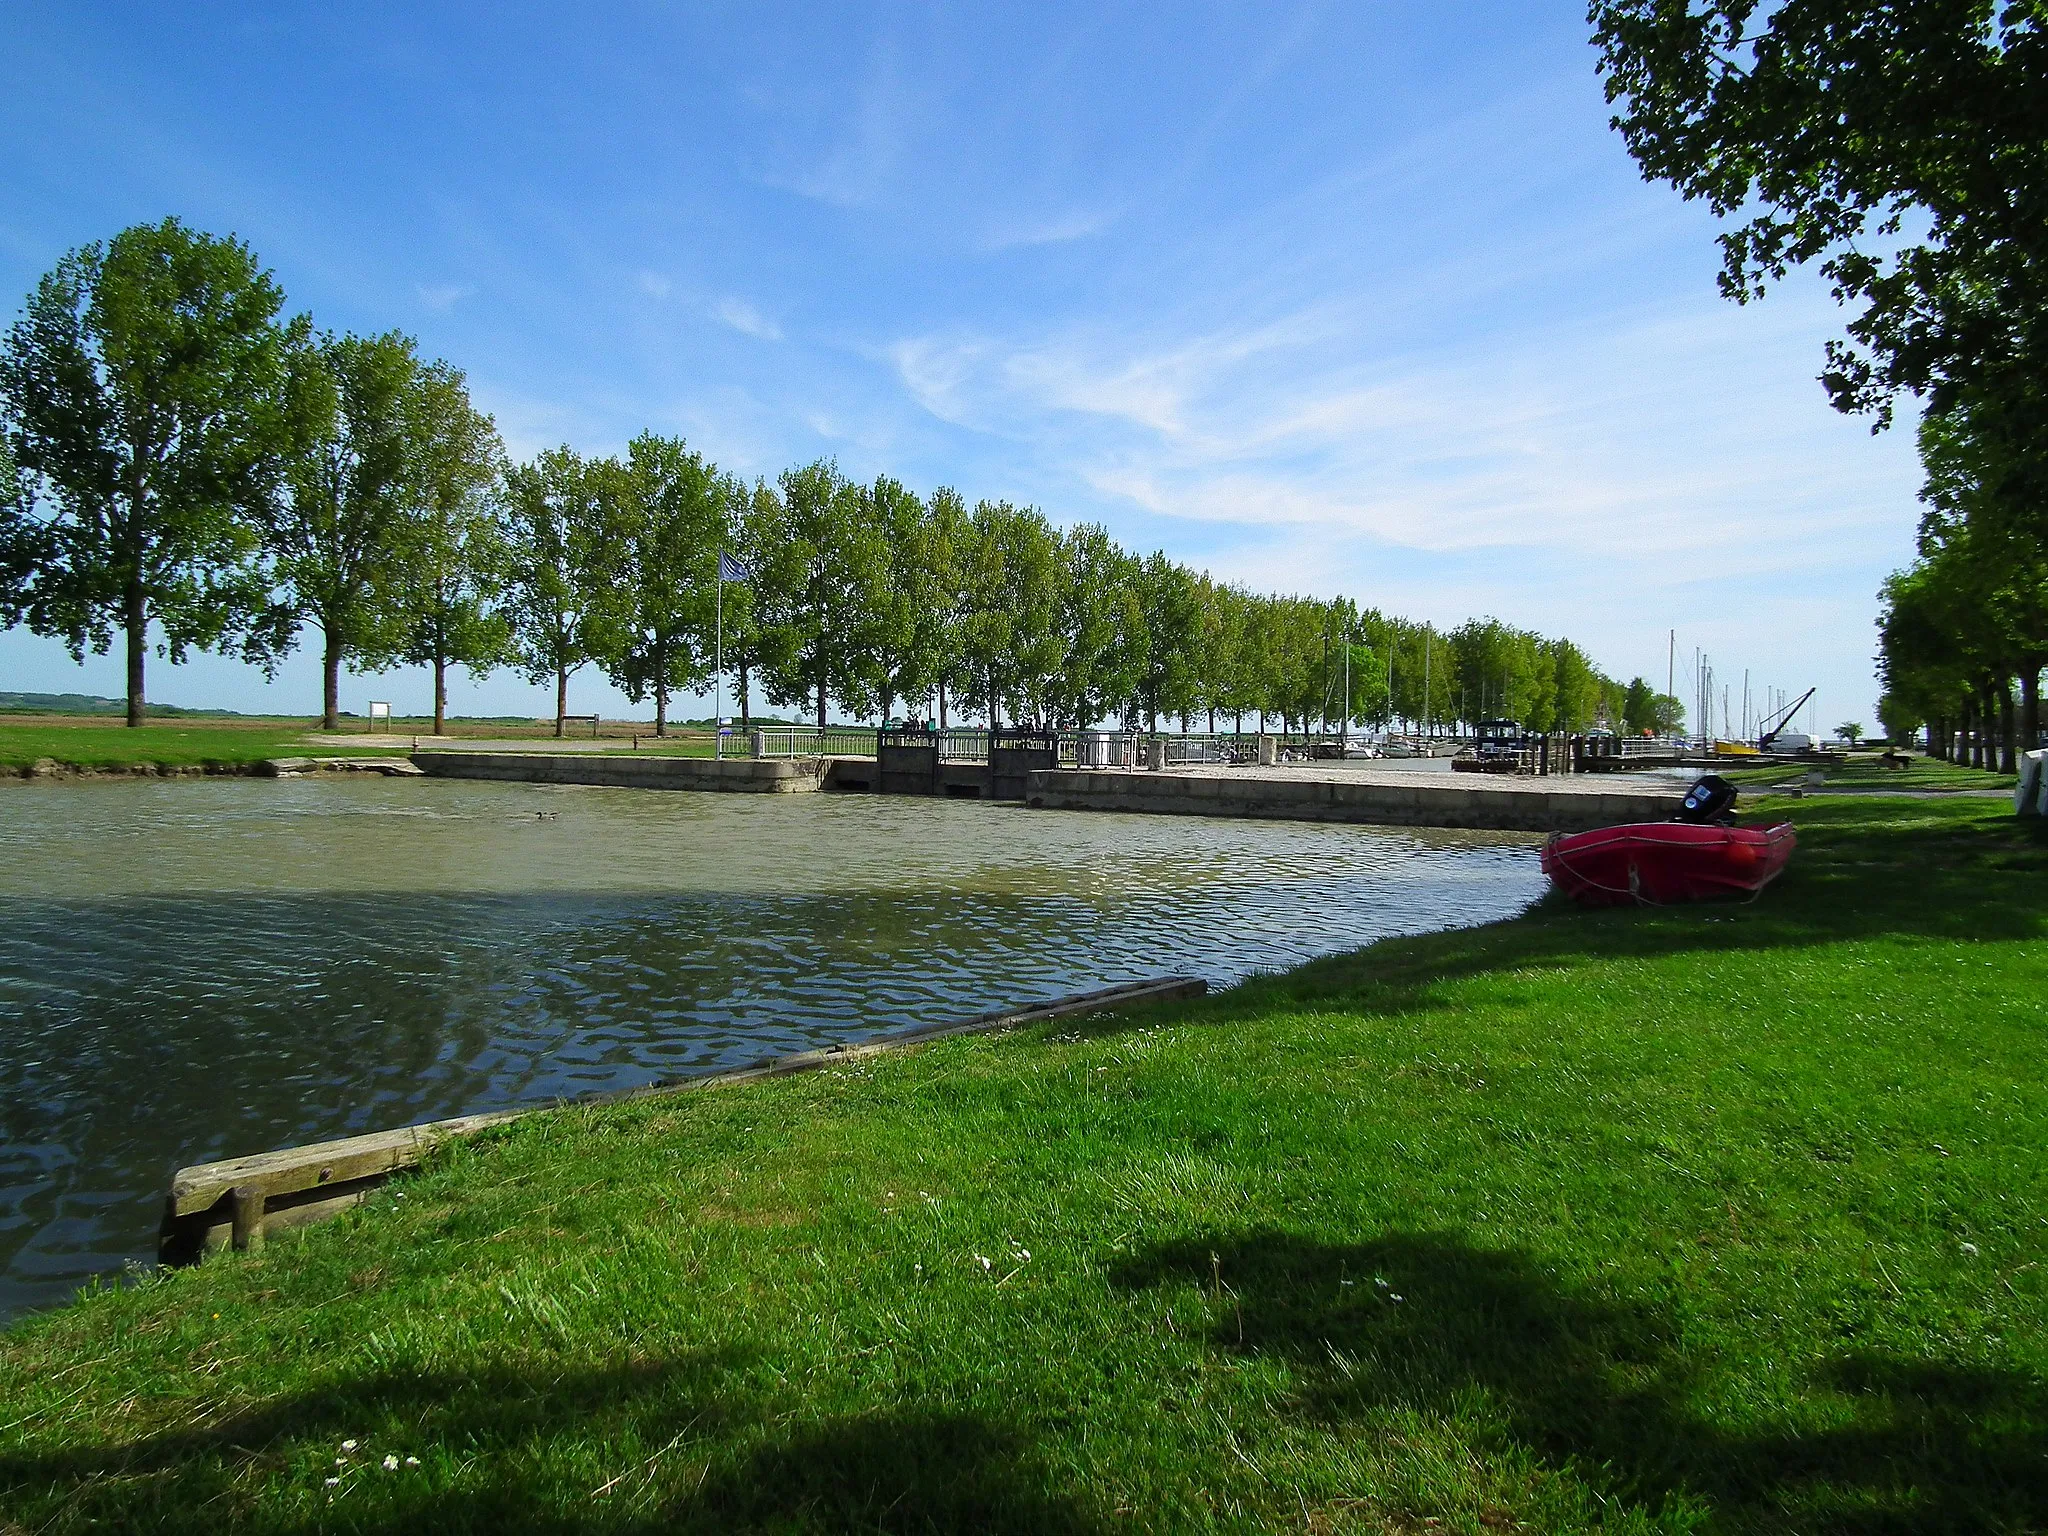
(816, 676, 826, 730)
(938, 680, 948, 730)
(2000, 684, 2017, 774)
(739, 663, 751, 732)
(433, 654, 448, 736)
(555, 666, 568, 737)
(648, 635, 665, 737)
(322, 630, 342, 732)
(124, 579, 146, 728)
(2022, 668, 2041, 757)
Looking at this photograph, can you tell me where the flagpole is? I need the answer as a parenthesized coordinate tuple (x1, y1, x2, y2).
(714, 558, 724, 761)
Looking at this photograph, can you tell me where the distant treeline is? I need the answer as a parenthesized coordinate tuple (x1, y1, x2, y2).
(0, 219, 1682, 736)
(0, 692, 239, 717)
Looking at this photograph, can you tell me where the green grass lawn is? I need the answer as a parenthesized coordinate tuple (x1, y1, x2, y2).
(1, 797, 2044, 1532)
(1721, 753, 2017, 793)
(0, 717, 736, 769)
(0, 718, 413, 770)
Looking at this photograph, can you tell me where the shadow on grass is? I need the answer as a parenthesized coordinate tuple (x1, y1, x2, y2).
(1116, 1230, 2048, 1532)
(1053, 797, 2048, 1045)
(0, 1349, 1098, 1534)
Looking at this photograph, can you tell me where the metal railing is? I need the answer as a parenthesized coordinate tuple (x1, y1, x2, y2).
(753, 725, 880, 758)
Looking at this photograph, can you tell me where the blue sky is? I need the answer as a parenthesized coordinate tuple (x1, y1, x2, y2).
(1, 3, 1919, 732)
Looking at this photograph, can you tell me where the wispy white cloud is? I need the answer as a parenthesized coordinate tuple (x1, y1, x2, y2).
(416, 282, 473, 311)
(979, 206, 1118, 251)
(763, 43, 907, 209)
(716, 297, 783, 341)
(889, 289, 1918, 570)
(637, 269, 672, 299)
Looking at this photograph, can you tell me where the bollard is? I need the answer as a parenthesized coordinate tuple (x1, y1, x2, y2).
(1257, 734, 1278, 766)
(750, 729, 765, 759)
(1147, 736, 1167, 771)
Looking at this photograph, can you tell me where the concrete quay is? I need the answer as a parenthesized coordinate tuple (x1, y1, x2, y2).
(1023, 764, 1683, 833)
(412, 750, 826, 792)
(410, 750, 1686, 832)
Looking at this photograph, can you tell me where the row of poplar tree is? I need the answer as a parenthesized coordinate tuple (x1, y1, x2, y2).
(1, 219, 1661, 737)
(1877, 388, 2048, 771)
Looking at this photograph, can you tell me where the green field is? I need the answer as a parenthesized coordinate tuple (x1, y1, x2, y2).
(0, 718, 407, 770)
(1, 796, 2043, 1532)
(0, 718, 741, 770)
(1721, 752, 2017, 793)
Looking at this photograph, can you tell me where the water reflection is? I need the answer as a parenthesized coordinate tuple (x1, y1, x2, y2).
(0, 776, 1544, 1321)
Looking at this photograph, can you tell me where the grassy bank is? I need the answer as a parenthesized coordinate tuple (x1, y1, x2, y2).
(1, 797, 2043, 1532)
(1720, 752, 2016, 793)
(0, 718, 405, 771)
(0, 717, 737, 770)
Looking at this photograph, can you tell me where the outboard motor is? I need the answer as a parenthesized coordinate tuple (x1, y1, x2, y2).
(1676, 774, 1738, 826)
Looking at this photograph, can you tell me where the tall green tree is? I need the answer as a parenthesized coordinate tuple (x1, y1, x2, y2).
(585, 434, 725, 737)
(1133, 551, 1202, 733)
(392, 361, 506, 735)
(755, 460, 887, 727)
(864, 475, 933, 722)
(0, 219, 290, 725)
(1592, 1, 2048, 427)
(1917, 392, 2048, 754)
(1054, 522, 1146, 729)
(917, 487, 974, 728)
(717, 478, 788, 732)
(261, 329, 420, 729)
(501, 447, 606, 735)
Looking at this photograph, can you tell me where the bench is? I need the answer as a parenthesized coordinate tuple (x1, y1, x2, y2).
(557, 713, 601, 738)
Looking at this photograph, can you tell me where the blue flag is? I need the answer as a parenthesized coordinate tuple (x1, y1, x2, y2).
(718, 551, 751, 582)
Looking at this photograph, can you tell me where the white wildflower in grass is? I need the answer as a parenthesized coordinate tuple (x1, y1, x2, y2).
(382, 1455, 400, 1471)
(976, 1254, 992, 1271)
(324, 1477, 340, 1487)
(340, 1440, 357, 1453)
(1961, 1242, 1980, 1256)
(405, 1457, 420, 1467)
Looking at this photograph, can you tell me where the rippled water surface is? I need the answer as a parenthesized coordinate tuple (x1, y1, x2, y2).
(0, 775, 1544, 1320)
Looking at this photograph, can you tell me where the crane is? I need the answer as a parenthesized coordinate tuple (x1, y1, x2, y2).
(1756, 686, 1816, 751)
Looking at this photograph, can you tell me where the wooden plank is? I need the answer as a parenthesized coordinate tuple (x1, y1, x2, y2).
(170, 1109, 526, 1217)
(230, 1185, 266, 1252)
(161, 975, 1205, 1257)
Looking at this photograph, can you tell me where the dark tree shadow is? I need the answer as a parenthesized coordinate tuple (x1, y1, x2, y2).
(0, 1348, 1097, 1535)
(1114, 1230, 2048, 1532)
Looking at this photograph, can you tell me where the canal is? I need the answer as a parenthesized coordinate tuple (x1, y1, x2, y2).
(0, 775, 1546, 1321)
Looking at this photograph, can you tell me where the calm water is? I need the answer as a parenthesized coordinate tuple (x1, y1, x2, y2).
(0, 776, 1544, 1321)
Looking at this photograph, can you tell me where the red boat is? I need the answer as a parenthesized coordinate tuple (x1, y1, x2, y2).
(1540, 821, 1797, 906)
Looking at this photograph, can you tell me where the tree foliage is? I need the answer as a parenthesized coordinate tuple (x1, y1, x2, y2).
(501, 447, 609, 734)
(1592, 0, 2048, 425)
(262, 328, 421, 728)
(391, 361, 505, 733)
(0, 219, 290, 724)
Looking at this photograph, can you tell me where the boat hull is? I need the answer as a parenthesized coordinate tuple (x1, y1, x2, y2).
(1540, 822, 1797, 906)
